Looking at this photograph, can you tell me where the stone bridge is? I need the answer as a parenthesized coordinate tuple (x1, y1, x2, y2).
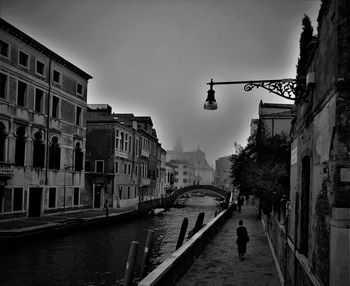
(171, 185, 231, 201)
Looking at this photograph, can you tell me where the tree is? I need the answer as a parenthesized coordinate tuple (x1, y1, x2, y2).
(230, 124, 290, 214)
(296, 14, 314, 79)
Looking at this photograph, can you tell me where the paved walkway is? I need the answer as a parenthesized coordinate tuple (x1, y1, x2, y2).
(176, 204, 281, 286)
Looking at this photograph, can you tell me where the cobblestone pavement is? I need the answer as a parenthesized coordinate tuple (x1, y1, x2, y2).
(176, 204, 281, 286)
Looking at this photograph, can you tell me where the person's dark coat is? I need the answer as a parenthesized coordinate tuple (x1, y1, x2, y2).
(236, 225, 249, 254)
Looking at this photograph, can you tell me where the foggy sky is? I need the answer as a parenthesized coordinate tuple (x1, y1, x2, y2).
(1, 0, 321, 166)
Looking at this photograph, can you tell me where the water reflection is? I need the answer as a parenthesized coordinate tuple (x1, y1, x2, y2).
(0, 196, 220, 286)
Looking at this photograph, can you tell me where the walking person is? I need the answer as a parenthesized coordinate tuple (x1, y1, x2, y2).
(103, 199, 109, 217)
(236, 220, 249, 260)
(237, 196, 242, 213)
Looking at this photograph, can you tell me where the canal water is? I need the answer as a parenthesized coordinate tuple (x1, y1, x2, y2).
(0, 195, 222, 286)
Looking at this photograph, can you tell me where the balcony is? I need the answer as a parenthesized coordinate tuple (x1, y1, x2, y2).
(115, 149, 128, 159)
(141, 178, 151, 186)
(141, 150, 150, 158)
(0, 162, 14, 178)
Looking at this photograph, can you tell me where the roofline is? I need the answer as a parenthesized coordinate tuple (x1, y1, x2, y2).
(259, 102, 295, 108)
(0, 18, 93, 80)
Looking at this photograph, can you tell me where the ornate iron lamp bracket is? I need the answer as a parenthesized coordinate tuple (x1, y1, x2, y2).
(207, 78, 308, 102)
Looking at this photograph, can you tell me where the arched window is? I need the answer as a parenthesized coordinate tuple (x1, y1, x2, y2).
(300, 156, 310, 256)
(74, 142, 83, 171)
(0, 122, 6, 162)
(15, 126, 26, 166)
(33, 131, 45, 168)
(120, 132, 124, 151)
(49, 136, 60, 170)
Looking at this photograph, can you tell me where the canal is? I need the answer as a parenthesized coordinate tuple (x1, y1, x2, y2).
(0, 195, 222, 286)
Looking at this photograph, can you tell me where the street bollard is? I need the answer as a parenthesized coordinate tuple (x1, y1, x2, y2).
(140, 230, 154, 278)
(123, 241, 139, 286)
(175, 217, 188, 250)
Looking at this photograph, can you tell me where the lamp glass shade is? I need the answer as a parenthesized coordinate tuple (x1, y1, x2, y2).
(204, 89, 217, 110)
(204, 101, 217, 110)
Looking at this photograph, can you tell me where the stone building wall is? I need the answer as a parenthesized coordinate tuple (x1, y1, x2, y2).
(287, 1, 350, 285)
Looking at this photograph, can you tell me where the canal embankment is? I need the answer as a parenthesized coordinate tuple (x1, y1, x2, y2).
(0, 196, 174, 245)
(138, 203, 234, 286)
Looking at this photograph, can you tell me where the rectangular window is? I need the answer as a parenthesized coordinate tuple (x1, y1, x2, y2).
(115, 129, 120, 150)
(0, 40, 9, 58)
(17, 81, 26, 107)
(183, 179, 187, 183)
(136, 139, 139, 156)
(73, 188, 80, 206)
(175, 178, 178, 183)
(76, 83, 83, 95)
(48, 188, 56, 208)
(76, 106, 82, 125)
(48, 142, 60, 170)
(183, 171, 188, 175)
(95, 160, 104, 173)
(127, 187, 130, 199)
(124, 163, 127, 175)
(52, 96, 59, 118)
(85, 161, 90, 172)
(0, 73, 7, 99)
(13, 188, 23, 211)
(119, 187, 123, 200)
(128, 164, 131, 175)
(184, 165, 188, 169)
(115, 161, 119, 173)
(53, 70, 61, 84)
(36, 60, 45, 76)
(120, 132, 124, 151)
(125, 134, 128, 152)
(0, 188, 4, 213)
(19, 50, 29, 68)
(35, 88, 44, 113)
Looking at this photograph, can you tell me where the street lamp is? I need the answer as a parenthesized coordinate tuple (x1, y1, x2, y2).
(204, 78, 307, 110)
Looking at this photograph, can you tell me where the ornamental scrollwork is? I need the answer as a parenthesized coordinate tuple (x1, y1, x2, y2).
(243, 81, 298, 100)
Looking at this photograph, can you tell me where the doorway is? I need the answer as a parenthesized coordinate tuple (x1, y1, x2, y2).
(28, 188, 42, 217)
(300, 156, 310, 256)
(94, 185, 102, 208)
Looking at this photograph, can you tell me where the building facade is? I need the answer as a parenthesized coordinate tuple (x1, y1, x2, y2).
(115, 114, 163, 200)
(214, 156, 232, 191)
(166, 145, 214, 185)
(86, 106, 166, 209)
(0, 19, 92, 220)
(165, 162, 175, 194)
(287, 1, 350, 285)
(158, 146, 166, 197)
(169, 160, 194, 189)
(86, 105, 142, 209)
(258, 100, 295, 137)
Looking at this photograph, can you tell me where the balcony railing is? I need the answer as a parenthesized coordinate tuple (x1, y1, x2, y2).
(115, 149, 128, 159)
(141, 150, 150, 158)
(141, 178, 151, 186)
(0, 162, 14, 178)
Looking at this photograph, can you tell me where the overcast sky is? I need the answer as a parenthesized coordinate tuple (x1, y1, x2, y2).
(1, 0, 321, 166)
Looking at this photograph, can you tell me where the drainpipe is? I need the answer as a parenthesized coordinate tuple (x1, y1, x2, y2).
(111, 126, 115, 208)
(284, 207, 289, 285)
(293, 193, 299, 285)
(45, 58, 52, 185)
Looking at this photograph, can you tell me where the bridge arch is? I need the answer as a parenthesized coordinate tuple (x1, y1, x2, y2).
(172, 185, 230, 201)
